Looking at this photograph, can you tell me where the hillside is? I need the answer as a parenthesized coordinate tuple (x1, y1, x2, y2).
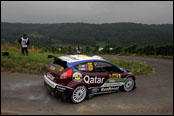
(1, 22, 173, 47)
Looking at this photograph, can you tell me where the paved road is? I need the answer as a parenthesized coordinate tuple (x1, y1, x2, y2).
(1, 56, 173, 115)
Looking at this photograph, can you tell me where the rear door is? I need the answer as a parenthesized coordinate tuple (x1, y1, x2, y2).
(75, 61, 106, 87)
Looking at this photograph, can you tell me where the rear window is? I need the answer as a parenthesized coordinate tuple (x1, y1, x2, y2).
(75, 62, 93, 72)
(48, 61, 66, 72)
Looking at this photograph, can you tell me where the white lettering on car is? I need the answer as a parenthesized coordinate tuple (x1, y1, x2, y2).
(101, 87, 119, 92)
(101, 82, 125, 87)
(83, 75, 104, 84)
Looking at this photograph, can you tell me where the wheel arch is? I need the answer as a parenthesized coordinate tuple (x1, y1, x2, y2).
(125, 75, 136, 81)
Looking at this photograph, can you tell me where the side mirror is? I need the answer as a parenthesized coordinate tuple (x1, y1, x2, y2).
(109, 70, 113, 74)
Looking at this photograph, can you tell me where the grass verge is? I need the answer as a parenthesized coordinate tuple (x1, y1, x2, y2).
(105, 58, 152, 76)
(1, 45, 152, 76)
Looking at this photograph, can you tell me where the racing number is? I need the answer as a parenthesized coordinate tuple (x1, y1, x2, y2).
(88, 62, 93, 71)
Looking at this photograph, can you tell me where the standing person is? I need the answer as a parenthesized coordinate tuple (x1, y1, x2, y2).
(18, 34, 30, 56)
(76, 45, 82, 54)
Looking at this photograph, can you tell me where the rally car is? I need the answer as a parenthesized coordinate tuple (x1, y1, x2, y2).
(44, 55, 136, 103)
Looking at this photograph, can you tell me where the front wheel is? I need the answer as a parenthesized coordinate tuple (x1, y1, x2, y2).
(121, 77, 135, 92)
(71, 85, 87, 103)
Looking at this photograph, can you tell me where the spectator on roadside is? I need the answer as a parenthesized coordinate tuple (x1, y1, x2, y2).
(76, 45, 82, 54)
(18, 34, 30, 56)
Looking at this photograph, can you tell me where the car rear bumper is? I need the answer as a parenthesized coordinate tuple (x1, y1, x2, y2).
(44, 75, 73, 97)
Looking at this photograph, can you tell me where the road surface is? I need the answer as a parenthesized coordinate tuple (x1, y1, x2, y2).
(1, 56, 173, 115)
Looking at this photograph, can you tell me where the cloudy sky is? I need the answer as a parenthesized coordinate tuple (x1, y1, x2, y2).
(1, 1, 173, 24)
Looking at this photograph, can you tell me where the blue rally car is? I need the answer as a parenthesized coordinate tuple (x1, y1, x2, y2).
(44, 55, 136, 103)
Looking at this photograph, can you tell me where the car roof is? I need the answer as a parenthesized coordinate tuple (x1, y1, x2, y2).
(59, 55, 105, 63)
(58, 55, 127, 73)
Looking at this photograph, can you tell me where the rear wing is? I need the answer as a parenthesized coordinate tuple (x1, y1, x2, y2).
(48, 55, 67, 68)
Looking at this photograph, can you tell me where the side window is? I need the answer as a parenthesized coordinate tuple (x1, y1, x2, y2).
(94, 62, 110, 72)
(75, 62, 94, 72)
(94, 62, 123, 73)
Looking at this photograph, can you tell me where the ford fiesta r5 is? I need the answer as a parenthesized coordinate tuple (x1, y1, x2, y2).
(44, 55, 136, 103)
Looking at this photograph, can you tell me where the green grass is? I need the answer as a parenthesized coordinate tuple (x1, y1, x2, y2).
(105, 58, 152, 76)
(1, 45, 64, 74)
(1, 45, 152, 76)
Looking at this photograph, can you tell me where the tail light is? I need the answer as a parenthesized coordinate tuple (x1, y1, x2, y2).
(60, 68, 72, 79)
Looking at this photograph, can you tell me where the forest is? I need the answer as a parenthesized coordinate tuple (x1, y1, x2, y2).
(1, 22, 173, 47)
(39, 44, 173, 56)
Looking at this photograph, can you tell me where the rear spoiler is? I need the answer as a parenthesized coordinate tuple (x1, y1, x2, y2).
(48, 55, 67, 68)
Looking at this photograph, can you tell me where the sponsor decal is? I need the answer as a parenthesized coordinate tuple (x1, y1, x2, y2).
(59, 67, 64, 72)
(107, 78, 126, 83)
(91, 88, 100, 93)
(78, 64, 88, 71)
(79, 55, 90, 57)
(101, 82, 124, 87)
(77, 62, 93, 71)
(109, 74, 121, 78)
(47, 72, 55, 81)
(109, 79, 116, 83)
(116, 78, 126, 82)
(101, 87, 119, 92)
(73, 72, 82, 81)
(56, 86, 66, 91)
(83, 75, 104, 84)
(50, 66, 55, 71)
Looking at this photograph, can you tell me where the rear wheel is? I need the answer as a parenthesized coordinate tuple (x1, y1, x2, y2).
(121, 77, 135, 92)
(71, 85, 87, 103)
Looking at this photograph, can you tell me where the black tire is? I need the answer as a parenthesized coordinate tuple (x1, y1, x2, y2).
(71, 85, 87, 104)
(120, 77, 136, 92)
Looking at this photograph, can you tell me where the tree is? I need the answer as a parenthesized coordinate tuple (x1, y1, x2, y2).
(123, 43, 137, 54)
(68, 46, 72, 54)
(93, 45, 99, 54)
(136, 46, 144, 55)
(143, 44, 155, 55)
(155, 44, 173, 56)
(2, 22, 172, 47)
(85, 45, 90, 54)
(102, 45, 110, 54)
(113, 44, 123, 54)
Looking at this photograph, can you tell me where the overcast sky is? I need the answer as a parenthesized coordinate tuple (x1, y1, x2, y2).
(1, 1, 173, 24)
